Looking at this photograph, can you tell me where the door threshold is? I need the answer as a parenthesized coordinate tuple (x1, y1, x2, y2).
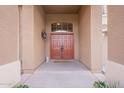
(50, 59, 74, 62)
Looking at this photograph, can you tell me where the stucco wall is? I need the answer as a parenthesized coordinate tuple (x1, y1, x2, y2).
(79, 6, 91, 69)
(0, 6, 19, 65)
(0, 5, 21, 87)
(21, 5, 34, 72)
(0, 61, 21, 87)
(90, 6, 103, 72)
(108, 6, 124, 65)
(33, 6, 46, 69)
(21, 6, 46, 73)
(79, 6, 102, 72)
(46, 14, 79, 60)
(106, 6, 124, 87)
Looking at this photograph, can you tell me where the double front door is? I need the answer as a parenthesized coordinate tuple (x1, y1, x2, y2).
(50, 33, 74, 60)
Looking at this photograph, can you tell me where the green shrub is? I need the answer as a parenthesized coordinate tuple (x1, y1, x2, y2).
(13, 83, 29, 88)
(93, 80, 119, 88)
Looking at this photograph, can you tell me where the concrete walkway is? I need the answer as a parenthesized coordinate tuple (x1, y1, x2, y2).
(21, 61, 105, 88)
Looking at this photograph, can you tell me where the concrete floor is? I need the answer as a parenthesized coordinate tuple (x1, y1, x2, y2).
(21, 61, 105, 88)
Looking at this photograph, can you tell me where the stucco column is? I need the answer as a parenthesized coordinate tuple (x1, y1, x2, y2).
(21, 5, 34, 73)
(90, 6, 103, 72)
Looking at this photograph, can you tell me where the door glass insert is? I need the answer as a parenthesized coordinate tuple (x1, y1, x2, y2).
(51, 22, 73, 32)
(68, 23, 73, 32)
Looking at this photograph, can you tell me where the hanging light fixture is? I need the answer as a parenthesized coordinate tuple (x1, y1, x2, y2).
(57, 22, 60, 25)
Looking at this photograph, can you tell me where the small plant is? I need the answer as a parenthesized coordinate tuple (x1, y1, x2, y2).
(13, 83, 29, 88)
(93, 80, 119, 88)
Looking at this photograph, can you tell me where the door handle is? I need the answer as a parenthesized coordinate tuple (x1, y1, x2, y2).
(61, 45, 64, 50)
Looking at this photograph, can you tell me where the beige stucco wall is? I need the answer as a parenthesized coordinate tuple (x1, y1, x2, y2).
(0, 61, 21, 87)
(108, 6, 124, 65)
(46, 14, 79, 60)
(21, 5, 34, 72)
(106, 60, 124, 87)
(79, 6, 91, 69)
(0, 6, 19, 65)
(0, 6, 21, 87)
(33, 6, 46, 69)
(21, 6, 46, 73)
(90, 6, 103, 72)
(79, 6, 103, 72)
(106, 6, 124, 87)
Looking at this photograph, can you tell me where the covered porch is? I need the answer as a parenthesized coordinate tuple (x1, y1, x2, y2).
(21, 61, 104, 88)
(20, 5, 104, 74)
(0, 5, 106, 87)
(19, 5, 105, 87)
(1, 5, 124, 88)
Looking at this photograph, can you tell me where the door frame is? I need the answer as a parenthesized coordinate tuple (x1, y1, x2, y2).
(50, 32, 74, 60)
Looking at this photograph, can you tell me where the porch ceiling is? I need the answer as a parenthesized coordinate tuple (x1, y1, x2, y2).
(42, 5, 81, 14)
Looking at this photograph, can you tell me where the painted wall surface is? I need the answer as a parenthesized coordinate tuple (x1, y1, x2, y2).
(108, 6, 124, 65)
(0, 6, 21, 87)
(79, 6, 102, 72)
(0, 61, 21, 87)
(33, 6, 46, 69)
(21, 6, 46, 73)
(106, 60, 124, 87)
(21, 5, 34, 73)
(106, 6, 124, 87)
(0, 6, 19, 65)
(90, 6, 103, 72)
(46, 14, 79, 60)
(79, 6, 91, 69)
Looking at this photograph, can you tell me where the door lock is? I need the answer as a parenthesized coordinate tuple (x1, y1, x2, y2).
(61, 45, 64, 51)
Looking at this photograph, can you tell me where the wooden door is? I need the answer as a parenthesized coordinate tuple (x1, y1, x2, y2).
(51, 33, 74, 60)
(62, 34, 74, 59)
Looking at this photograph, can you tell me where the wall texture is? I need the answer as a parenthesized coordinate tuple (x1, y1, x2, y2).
(106, 6, 124, 87)
(108, 6, 124, 65)
(90, 6, 103, 72)
(21, 5, 34, 72)
(46, 14, 79, 60)
(0, 5, 21, 87)
(21, 6, 46, 73)
(0, 61, 21, 87)
(79, 6, 91, 70)
(33, 6, 46, 70)
(79, 6, 102, 72)
(0, 6, 19, 65)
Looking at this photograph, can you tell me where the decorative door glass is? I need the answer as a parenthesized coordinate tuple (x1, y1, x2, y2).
(51, 22, 73, 32)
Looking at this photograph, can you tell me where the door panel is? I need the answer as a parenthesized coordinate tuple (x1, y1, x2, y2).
(62, 35, 74, 59)
(51, 35, 61, 59)
(51, 33, 74, 60)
